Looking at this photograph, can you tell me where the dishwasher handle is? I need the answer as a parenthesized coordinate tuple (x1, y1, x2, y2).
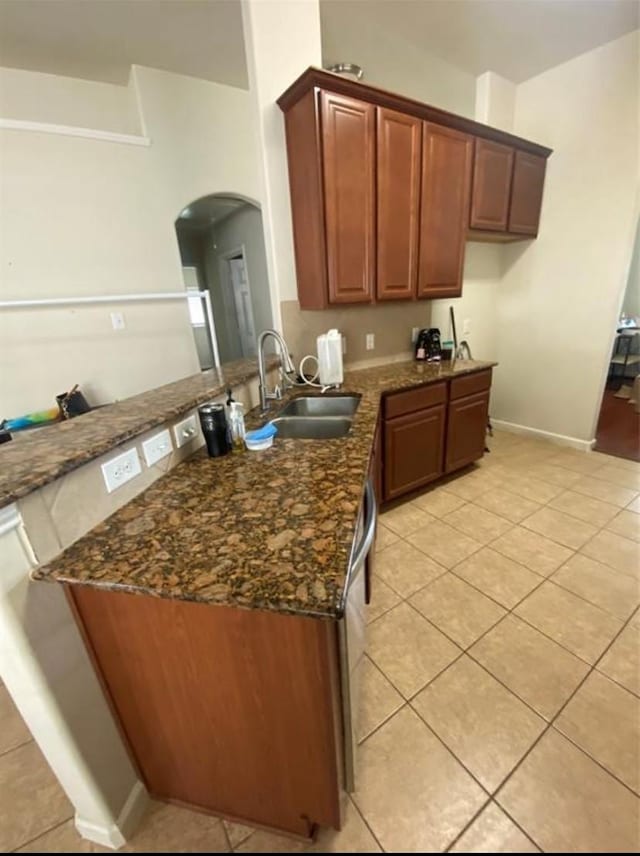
(350, 478, 377, 576)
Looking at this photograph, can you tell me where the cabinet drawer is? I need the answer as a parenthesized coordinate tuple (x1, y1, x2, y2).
(450, 370, 492, 401)
(384, 382, 447, 420)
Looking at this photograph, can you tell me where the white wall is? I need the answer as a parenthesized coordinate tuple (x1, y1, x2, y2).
(321, 6, 475, 118)
(0, 65, 262, 416)
(0, 66, 141, 133)
(214, 205, 273, 338)
(622, 217, 640, 319)
(242, 0, 323, 313)
(430, 72, 512, 366)
(431, 245, 502, 362)
(202, 223, 242, 364)
(492, 31, 639, 442)
(475, 71, 516, 133)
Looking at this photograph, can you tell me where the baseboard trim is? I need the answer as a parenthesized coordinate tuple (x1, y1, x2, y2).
(491, 419, 594, 452)
(75, 780, 149, 850)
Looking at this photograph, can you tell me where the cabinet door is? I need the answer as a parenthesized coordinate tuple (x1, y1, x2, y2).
(469, 139, 514, 231)
(508, 151, 546, 236)
(384, 404, 446, 501)
(445, 391, 490, 473)
(417, 123, 473, 299)
(376, 108, 421, 300)
(321, 92, 375, 304)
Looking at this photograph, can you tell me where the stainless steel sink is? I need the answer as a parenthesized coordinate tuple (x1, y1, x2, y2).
(270, 416, 353, 439)
(278, 394, 361, 418)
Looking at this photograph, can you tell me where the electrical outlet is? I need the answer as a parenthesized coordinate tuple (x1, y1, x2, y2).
(366, 333, 375, 351)
(142, 429, 172, 467)
(463, 318, 471, 335)
(110, 312, 126, 330)
(174, 414, 199, 448)
(342, 335, 347, 355)
(101, 448, 141, 493)
(411, 327, 420, 343)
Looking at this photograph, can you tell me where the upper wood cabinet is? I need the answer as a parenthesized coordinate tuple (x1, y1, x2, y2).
(469, 139, 514, 231)
(469, 143, 547, 241)
(376, 108, 421, 301)
(321, 92, 376, 305)
(508, 151, 547, 236)
(278, 68, 551, 309)
(418, 123, 473, 299)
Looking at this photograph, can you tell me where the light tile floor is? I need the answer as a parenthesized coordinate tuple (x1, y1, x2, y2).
(1, 431, 639, 852)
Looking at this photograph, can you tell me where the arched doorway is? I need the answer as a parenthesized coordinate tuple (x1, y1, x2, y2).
(175, 193, 273, 370)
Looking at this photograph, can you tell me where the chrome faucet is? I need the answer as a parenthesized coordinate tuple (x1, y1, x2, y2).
(257, 329, 296, 413)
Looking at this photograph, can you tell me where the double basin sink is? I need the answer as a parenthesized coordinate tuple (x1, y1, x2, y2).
(270, 394, 361, 439)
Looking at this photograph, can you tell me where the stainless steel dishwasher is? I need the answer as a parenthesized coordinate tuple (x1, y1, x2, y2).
(338, 477, 377, 792)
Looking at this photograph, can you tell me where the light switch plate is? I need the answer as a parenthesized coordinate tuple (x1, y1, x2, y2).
(463, 318, 471, 335)
(142, 429, 172, 467)
(366, 333, 375, 351)
(101, 448, 141, 493)
(174, 414, 199, 448)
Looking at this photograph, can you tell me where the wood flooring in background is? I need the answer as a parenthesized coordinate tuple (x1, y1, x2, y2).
(595, 386, 640, 462)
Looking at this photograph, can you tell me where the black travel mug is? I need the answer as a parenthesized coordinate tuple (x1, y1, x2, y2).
(198, 403, 231, 458)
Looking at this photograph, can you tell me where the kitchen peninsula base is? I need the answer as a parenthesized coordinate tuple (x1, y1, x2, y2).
(68, 586, 344, 839)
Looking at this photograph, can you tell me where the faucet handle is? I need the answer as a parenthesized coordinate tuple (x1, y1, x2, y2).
(273, 384, 282, 400)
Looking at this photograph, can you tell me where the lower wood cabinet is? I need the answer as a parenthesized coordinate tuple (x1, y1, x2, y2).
(382, 370, 492, 503)
(70, 587, 343, 838)
(384, 403, 446, 501)
(445, 390, 490, 473)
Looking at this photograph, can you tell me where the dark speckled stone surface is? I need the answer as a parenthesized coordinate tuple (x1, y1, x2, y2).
(35, 358, 495, 618)
(0, 357, 278, 509)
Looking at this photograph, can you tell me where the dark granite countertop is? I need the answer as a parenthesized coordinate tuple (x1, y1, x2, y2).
(35, 358, 495, 619)
(0, 357, 279, 509)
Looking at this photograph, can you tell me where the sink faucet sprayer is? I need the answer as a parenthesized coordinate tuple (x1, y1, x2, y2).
(257, 328, 344, 413)
(257, 329, 296, 414)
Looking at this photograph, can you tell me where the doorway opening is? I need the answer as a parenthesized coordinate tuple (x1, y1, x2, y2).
(220, 248, 257, 358)
(594, 218, 640, 462)
(174, 193, 272, 370)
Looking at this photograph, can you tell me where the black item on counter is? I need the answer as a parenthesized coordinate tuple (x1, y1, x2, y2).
(414, 328, 442, 362)
(449, 306, 458, 353)
(0, 429, 12, 444)
(198, 403, 232, 458)
(56, 386, 91, 419)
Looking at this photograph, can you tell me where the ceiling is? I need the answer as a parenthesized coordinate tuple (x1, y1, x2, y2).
(0, 0, 248, 88)
(321, 0, 639, 83)
(0, 0, 637, 90)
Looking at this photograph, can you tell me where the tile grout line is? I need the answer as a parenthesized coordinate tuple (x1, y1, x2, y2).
(346, 793, 386, 853)
(489, 605, 640, 812)
(372, 490, 639, 823)
(0, 736, 33, 761)
(418, 451, 639, 849)
(444, 796, 542, 854)
(8, 814, 75, 853)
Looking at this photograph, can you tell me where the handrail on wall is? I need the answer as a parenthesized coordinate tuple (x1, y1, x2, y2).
(0, 291, 220, 369)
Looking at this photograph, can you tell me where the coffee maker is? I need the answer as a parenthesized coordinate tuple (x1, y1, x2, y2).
(414, 328, 442, 362)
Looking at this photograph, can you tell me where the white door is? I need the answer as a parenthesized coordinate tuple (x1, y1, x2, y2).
(228, 256, 257, 357)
